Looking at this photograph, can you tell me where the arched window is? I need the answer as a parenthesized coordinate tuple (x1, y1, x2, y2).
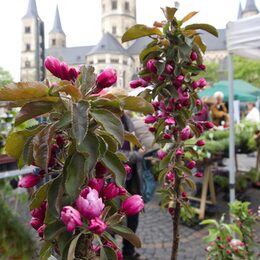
(112, 26, 117, 35)
(112, 0, 117, 10)
(25, 60, 31, 68)
(125, 2, 130, 11)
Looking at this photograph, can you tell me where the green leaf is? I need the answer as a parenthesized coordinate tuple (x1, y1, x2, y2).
(139, 46, 160, 63)
(185, 177, 196, 190)
(194, 35, 207, 53)
(72, 101, 89, 146)
(67, 233, 82, 260)
(45, 175, 63, 223)
(92, 98, 120, 109)
(5, 126, 44, 161)
(185, 24, 218, 37)
(109, 224, 141, 248)
(22, 136, 34, 165)
(98, 131, 118, 153)
(100, 246, 118, 260)
(181, 11, 198, 23)
(124, 131, 142, 148)
(203, 227, 219, 243)
(122, 24, 162, 43)
(39, 241, 52, 260)
(77, 132, 99, 172)
(200, 219, 219, 226)
(161, 7, 177, 21)
(57, 232, 73, 259)
(77, 66, 96, 96)
(56, 112, 71, 129)
(44, 220, 66, 241)
(30, 181, 51, 210)
(91, 108, 124, 145)
(65, 152, 86, 201)
(101, 151, 126, 186)
(15, 101, 53, 126)
(33, 124, 56, 172)
(120, 96, 154, 115)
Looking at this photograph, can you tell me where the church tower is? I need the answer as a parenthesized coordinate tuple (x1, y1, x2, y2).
(101, 0, 136, 45)
(49, 6, 66, 48)
(21, 0, 45, 81)
(242, 0, 259, 18)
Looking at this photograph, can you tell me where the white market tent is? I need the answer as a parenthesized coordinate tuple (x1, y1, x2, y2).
(226, 14, 260, 203)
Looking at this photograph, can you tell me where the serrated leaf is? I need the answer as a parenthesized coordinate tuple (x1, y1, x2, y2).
(55, 81, 82, 101)
(120, 96, 154, 115)
(78, 66, 96, 96)
(181, 11, 198, 23)
(77, 132, 99, 172)
(100, 246, 118, 260)
(0, 82, 49, 101)
(109, 224, 141, 248)
(101, 151, 126, 186)
(33, 124, 56, 172)
(72, 101, 89, 146)
(23, 136, 34, 165)
(185, 24, 218, 37)
(161, 7, 177, 21)
(122, 24, 162, 43)
(56, 112, 71, 129)
(91, 108, 124, 145)
(65, 152, 86, 201)
(15, 101, 53, 126)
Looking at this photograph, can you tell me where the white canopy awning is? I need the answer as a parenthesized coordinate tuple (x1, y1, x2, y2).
(227, 14, 260, 59)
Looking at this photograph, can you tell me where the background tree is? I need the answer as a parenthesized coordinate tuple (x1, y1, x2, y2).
(0, 67, 13, 87)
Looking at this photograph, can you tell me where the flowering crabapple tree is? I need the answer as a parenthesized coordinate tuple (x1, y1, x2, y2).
(122, 7, 218, 260)
(0, 56, 153, 259)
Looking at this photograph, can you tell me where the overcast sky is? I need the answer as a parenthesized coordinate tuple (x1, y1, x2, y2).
(0, 0, 258, 81)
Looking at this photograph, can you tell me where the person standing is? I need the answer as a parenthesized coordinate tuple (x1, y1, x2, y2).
(245, 102, 260, 123)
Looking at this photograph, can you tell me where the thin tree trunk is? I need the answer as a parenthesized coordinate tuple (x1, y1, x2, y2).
(171, 175, 181, 260)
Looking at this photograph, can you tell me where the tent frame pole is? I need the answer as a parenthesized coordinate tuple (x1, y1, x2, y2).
(228, 53, 236, 204)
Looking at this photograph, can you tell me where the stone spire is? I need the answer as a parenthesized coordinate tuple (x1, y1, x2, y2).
(50, 5, 65, 34)
(243, 0, 259, 17)
(237, 2, 243, 19)
(23, 0, 39, 19)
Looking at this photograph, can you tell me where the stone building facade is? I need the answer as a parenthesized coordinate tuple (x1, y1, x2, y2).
(20, 0, 259, 87)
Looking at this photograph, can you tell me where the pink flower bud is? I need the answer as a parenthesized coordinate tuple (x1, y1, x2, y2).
(192, 81, 199, 90)
(226, 249, 232, 255)
(95, 162, 108, 177)
(56, 134, 65, 147)
(149, 126, 156, 133)
(190, 51, 198, 61)
(157, 150, 167, 160)
(129, 78, 148, 89)
(124, 164, 132, 175)
(204, 121, 214, 129)
(68, 67, 79, 82)
(175, 103, 182, 110)
(165, 64, 174, 74)
(146, 59, 157, 73)
(60, 62, 70, 81)
(198, 78, 207, 88)
(187, 160, 196, 169)
(176, 148, 184, 157)
(180, 127, 191, 141)
(158, 75, 165, 81)
(165, 117, 175, 125)
(176, 75, 184, 82)
(30, 217, 43, 230)
(61, 206, 83, 232)
(141, 75, 152, 82)
(195, 172, 203, 177)
(195, 99, 201, 107)
(121, 195, 144, 216)
(18, 174, 41, 188)
(76, 188, 105, 219)
(168, 207, 175, 215)
(198, 64, 206, 70)
(196, 139, 205, 146)
(195, 123, 204, 134)
(119, 187, 127, 195)
(31, 201, 47, 221)
(102, 183, 121, 200)
(96, 67, 117, 89)
(88, 217, 107, 235)
(181, 191, 187, 197)
(37, 224, 46, 238)
(163, 133, 172, 139)
(166, 171, 175, 182)
(152, 101, 160, 109)
(89, 178, 105, 194)
(144, 115, 157, 124)
(44, 56, 62, 78)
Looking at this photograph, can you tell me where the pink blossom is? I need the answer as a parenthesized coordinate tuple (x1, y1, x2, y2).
(165, 64, 174, 74)
(30, 217, 43, 230)
(178, 88, 190, 105)
(88, 217, 107, 235)
(165, 117, 175, 125)
(129, 78, 148, 89)
(198, 64, 206, 70)
(204, 121, 214, 129)
(37, 224, 46, 238)
(146, 59, 157, 73)
(195, 123, 204, 134)
(180, 127, 191, 141)
(229, 239, 244, 248)
(187, 160, 196, 169)
(196, 99, 201, 107)
(196, 139, 205, 146)
(190, 51, 198, 61)
(18, 174, 41, 188)
(124, 164, 132, 175)
(176, 75, 184, 82)
(31, 201, 47, 221)
(144, 115, 157, 124)
(158, 75, 165, 81)
(176, 148, 184, 157)
(96, 67, 117, 89)
(198, 78, 207, 88)
(95, 162, 108, 177)
(181, 191, 187, 197)
(88, 178, 105, 194)
(61, 206, 83, 232)
(157, 150, 167, 160)
(163, 133, 172, 139)
(76, 188, 105, 219)
(149, 126, 156, 133)
(44, 56, 61, 78)
(195, 172, 203, 177)
(192, 81, 199, 90)
(152, 101, 160, 109)
(56, 134, 65, 147)
(102, 182, 121, 200)
(166, 171, 175, 182)
(80, 187, 90, 198)
(121, 195, 144, 216)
